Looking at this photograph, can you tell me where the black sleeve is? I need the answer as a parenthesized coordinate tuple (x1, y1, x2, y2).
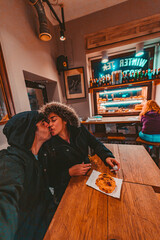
(81, 124, 115, 162)
(0, 151, 24, 240)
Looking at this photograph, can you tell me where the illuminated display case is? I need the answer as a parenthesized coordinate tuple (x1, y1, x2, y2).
(90, 81, 152, 116)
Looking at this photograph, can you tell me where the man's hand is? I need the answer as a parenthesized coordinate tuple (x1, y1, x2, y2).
(105, 157, 120, 171)
(69, 162, 91, 176)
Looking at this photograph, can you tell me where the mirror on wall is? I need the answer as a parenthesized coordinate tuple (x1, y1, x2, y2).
(25, 80, 48, 111)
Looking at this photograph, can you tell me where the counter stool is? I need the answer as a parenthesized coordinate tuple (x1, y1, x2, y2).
(136, 137, 160, 168)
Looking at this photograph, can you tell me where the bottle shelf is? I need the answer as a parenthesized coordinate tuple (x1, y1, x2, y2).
(88, 78, 160, 93)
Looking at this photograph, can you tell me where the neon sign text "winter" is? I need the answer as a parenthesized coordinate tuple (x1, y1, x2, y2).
(119, 58, 147, 67)
(102, 58, 148, 71)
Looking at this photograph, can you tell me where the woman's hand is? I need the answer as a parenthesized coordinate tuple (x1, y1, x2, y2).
(69, 162, 91, 176)
(105, 157, 120, 171)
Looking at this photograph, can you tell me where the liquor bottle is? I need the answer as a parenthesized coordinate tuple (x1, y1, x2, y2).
(145, 70, 148, 80)
(122, 72, 125, 84)
(93, 79, 97, 87)
(108, 74, 112, 85)
(98, 77, 102, 87)
(153, 69, 157, 79)
(142, 70, 145, 81)
(134, 71, 137, 82)
(139, 70, 143, 81)
(115, 71, 119, 84)
(90, 78, 93, 88)
(151, 69, 153, 79)
(112, 72, 116, 85)
(102, 77, 105, 86)
(156, 69, 159, 79)
(148, 69, 152, 80)
(131, 72, 134, 82)
(96, 78, 99, 87)
(126, 72, 130, 83)
(136, 71, 139, 81)
(158, 68, 160, 79)
(125, 73, 127, 83)
(118, 70, 122, 84)
(110, 74, 113, 85)
(107, 75, 110, 85)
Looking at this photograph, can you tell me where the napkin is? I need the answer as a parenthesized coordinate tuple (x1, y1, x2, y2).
(86, 170, 123, 199)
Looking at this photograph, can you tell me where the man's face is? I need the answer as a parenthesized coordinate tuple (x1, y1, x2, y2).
(36, 120, 51, 141)
(47, 113, 67, 136)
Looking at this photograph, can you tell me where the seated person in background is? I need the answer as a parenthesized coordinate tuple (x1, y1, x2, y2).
(39, 102, 120, 203)
(0, 111, 56, 240)
(139, 100, 160, 142)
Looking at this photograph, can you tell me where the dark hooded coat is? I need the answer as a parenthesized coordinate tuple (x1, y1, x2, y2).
(0, 111, 56, 240)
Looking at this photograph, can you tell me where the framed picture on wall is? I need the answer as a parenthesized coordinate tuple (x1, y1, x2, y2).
(0, 44, 15, 125)
(64, 67, 86, 100)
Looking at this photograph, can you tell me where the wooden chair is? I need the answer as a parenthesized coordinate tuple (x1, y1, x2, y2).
(136, 137, 160, 168)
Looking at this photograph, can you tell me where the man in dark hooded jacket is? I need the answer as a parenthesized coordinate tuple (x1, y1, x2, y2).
(0, 111, 56, 240)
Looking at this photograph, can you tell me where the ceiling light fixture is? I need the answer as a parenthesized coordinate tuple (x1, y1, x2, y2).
(60, 30, 66, 41)
(101, 51, 109, 63)
(135, 42, 144, 57)
(29, 0, 66, 41)
(43, 0, 66, 41)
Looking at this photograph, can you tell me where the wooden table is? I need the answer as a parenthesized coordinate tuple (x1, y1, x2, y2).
(44, 144, 160, 240)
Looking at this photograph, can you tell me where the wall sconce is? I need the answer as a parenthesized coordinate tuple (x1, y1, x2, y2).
(135, 42, 144, 57)
(101, 51, 109, 63)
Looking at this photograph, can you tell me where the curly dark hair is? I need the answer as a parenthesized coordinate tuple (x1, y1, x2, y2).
(39, 101, 80, 127)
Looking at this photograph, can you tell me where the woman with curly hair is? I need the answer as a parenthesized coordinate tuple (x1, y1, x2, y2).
(139, 100, 160, 142)
(39, 101, 120, 203)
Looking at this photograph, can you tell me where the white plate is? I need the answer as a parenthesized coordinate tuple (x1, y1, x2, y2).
(86, 170, 123, 199)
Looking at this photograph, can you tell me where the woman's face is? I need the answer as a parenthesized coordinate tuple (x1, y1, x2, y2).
(47, 113, 67, 136)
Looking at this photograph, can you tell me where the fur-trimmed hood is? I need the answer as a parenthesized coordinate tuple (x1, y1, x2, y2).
(40, 102, 80, 128)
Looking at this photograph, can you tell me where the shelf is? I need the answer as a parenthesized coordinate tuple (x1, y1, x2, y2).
(88, 79, 160, 93)
(100, 99, 143, 106)
(99, 87, 142, 95)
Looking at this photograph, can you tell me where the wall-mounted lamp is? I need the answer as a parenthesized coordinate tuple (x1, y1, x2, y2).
(135, 42, 144, 57)
(29, 0, 66, 41)
(101, 51, 109, 63)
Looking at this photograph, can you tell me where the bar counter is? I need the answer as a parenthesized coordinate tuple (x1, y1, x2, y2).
(44, 144, 160, 240)
(81, 115, 140, 125)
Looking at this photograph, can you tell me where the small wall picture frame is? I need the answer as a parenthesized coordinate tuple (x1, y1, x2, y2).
(0, 44, 15, 124)
(64, 67, 86, 100)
